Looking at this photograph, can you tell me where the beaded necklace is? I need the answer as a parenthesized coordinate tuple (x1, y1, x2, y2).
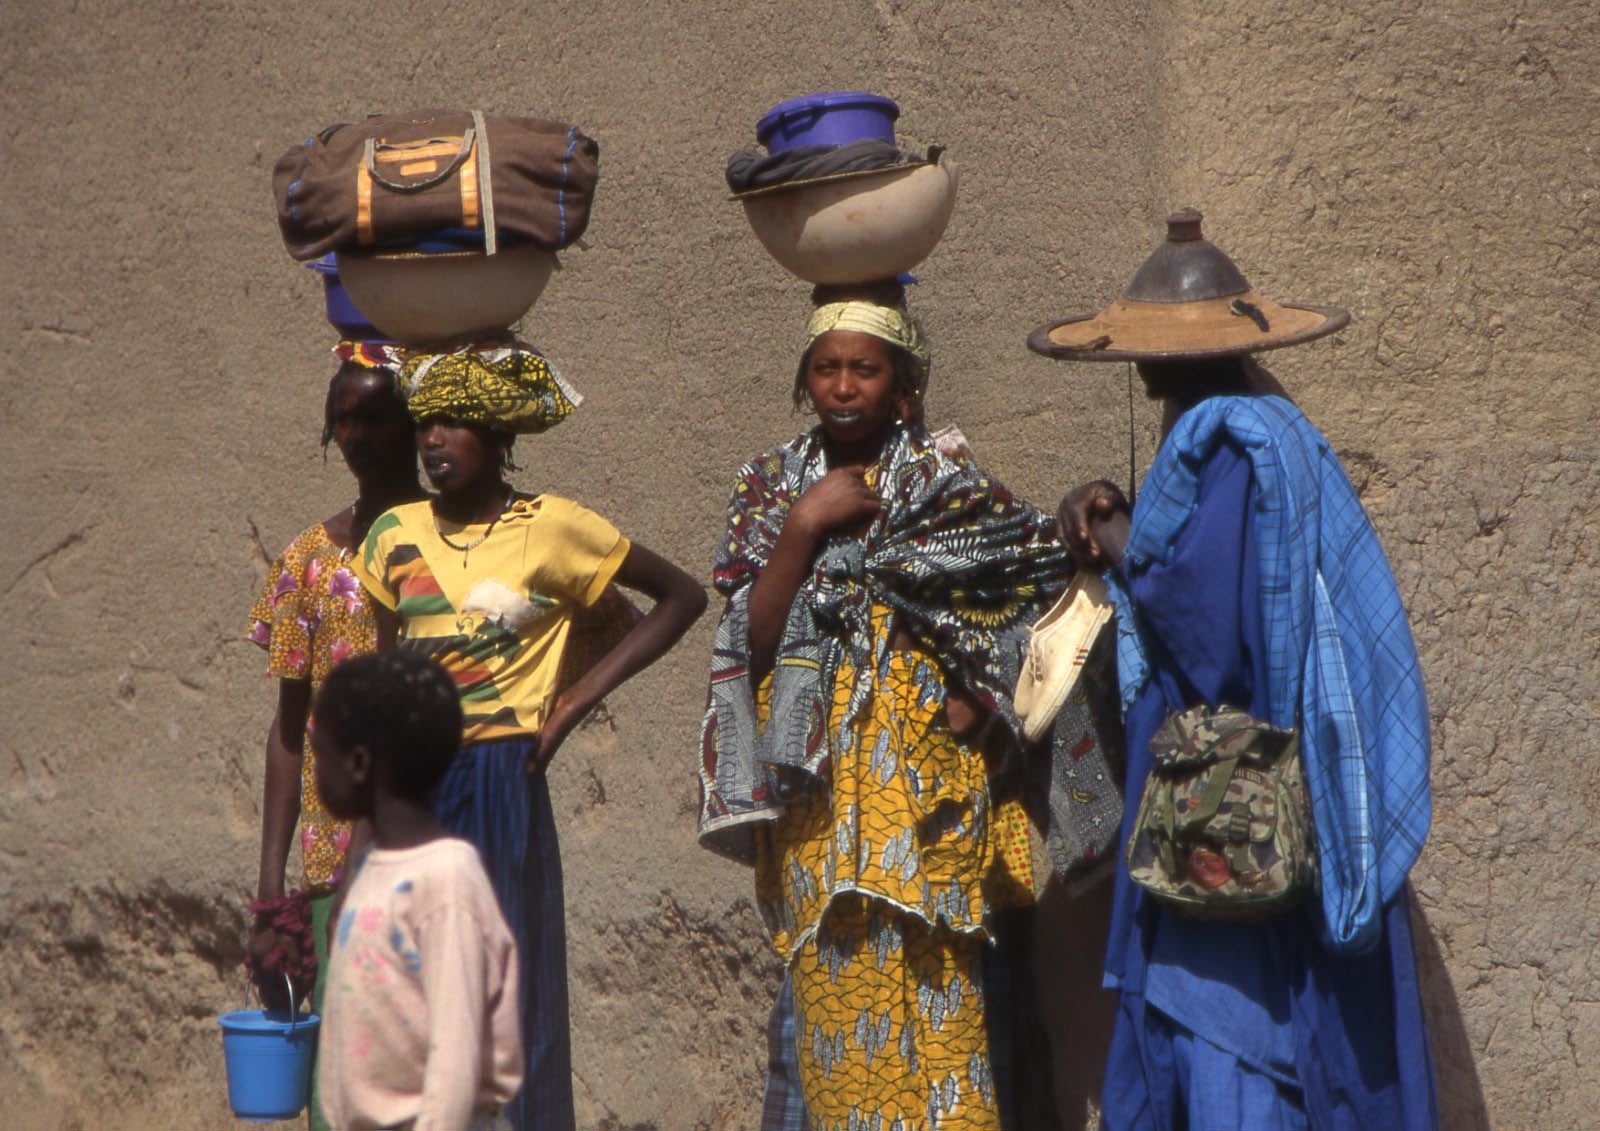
(434, 488, 515, 569)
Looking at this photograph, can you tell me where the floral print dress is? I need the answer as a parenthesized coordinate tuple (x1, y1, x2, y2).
(248, 521, 375, 893)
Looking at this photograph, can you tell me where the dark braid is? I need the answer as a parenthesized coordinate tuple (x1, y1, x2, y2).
(320, 362, 365, 453)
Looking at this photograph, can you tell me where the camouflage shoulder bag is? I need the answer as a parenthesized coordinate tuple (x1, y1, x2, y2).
(1125, 704, 1316, 920)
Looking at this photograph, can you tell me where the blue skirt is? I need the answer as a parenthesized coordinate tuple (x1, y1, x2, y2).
(434, 739, 573, 1131)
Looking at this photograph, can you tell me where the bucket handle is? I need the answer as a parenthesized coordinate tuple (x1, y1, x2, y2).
(779, 107, 822, 135)
(282, 972, 301, 1033)
(249, 971, 302, 1031)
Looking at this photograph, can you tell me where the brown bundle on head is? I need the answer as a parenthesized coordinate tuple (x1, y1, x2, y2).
(273, 110, 600, 261)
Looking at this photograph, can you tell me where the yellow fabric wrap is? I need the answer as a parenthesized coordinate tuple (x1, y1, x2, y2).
(401, 341, 582, 434)
(805, 300, 930, 384)
(757, 603, 1003, 1129)
(333, 339, 408, 373)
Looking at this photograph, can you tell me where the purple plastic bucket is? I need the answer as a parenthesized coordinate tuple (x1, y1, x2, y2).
(756, 92, 900, 154)
(306, 254, 379, 338)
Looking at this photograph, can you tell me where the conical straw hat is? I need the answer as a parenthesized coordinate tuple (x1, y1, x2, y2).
(1028, 209, 1348, 363)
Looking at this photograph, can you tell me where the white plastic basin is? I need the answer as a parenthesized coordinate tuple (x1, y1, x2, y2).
(335, 242, 556, 344)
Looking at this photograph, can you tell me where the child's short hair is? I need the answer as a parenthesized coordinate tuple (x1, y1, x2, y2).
(315, 653, 463, 799)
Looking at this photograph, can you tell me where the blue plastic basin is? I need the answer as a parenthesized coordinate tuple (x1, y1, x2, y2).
(756, 91, 900, 154)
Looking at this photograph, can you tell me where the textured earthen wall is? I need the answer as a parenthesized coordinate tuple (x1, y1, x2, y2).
(1, 2, 1593, 1128)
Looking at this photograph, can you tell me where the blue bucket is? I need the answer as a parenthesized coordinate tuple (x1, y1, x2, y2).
(306, 254, 379, 338)
(218, 1006, 320, 1122)
(756, 91, 900, 154)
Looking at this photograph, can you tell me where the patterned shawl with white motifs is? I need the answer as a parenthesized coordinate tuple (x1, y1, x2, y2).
(698, 422, 1122, 872)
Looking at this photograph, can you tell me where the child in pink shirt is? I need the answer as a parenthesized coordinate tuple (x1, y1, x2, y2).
(312, 652, 522, 1131)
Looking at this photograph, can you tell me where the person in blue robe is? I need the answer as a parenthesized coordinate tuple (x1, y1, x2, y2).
(1031, 210, 1439, 1130)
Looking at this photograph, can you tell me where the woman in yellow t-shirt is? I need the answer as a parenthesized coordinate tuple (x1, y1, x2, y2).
(352, 340, 706, 1131)
(698, 297, 1080, 1131)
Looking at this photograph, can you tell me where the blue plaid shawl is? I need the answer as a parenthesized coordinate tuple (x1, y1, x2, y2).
(1106, 395, 1431, 952)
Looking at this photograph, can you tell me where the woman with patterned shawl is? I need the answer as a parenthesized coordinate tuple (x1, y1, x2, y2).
(351, 339, 708, 1131)
(698, 297, 1119, 1131)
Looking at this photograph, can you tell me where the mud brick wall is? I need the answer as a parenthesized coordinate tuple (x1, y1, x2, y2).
(2, 2, 1594, 1127)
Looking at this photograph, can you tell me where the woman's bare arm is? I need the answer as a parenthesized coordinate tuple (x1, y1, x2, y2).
(531, 542, 708, 772)
(247, 679, 311, 985)
(254, 679, 310, 901)
(373, 604, 400, 651)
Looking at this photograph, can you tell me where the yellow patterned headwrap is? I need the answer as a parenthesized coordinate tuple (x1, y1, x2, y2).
(401, 341, 582, 435)
(804, 301, 931, 386)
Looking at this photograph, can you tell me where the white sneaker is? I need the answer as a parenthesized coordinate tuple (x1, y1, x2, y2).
(1014, 572, 1113, 743)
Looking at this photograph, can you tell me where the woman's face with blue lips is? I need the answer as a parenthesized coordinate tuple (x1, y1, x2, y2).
(804, 330, 900, 450)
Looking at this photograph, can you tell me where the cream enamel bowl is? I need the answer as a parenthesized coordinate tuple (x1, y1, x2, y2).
(335, 242, 556, 344)
(740, 161, 959, 285)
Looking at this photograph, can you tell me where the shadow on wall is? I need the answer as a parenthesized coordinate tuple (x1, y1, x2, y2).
(1413, 893, 1490, 1131)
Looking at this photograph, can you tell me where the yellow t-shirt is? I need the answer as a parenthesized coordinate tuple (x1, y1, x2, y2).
(352, 495, 631, 744)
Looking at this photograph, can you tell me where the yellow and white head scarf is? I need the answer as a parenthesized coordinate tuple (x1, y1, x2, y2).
(401, 340, 583, 435)
(805, 300, 930, 389)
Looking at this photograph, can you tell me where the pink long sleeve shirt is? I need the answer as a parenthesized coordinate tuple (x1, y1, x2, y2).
(318, 838, 522, 1131)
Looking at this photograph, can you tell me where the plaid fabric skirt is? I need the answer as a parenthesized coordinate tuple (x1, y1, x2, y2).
(762, 970, 809, 1131)
(434, 739, 573, 1131)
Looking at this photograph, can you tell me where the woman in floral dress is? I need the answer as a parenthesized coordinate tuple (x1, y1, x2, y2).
(245, 342, 422, 1131)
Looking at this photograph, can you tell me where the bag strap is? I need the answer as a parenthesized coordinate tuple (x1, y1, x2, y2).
(1175, 755, 1240, 835)
(1158, 784, 1180, 876)
(354, 116, 498, 255)
(353, 116, 499, 254)
(471, 110, 498, 256)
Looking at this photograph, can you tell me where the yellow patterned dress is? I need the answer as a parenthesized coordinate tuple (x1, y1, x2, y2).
(755, 604, 1003, 1131)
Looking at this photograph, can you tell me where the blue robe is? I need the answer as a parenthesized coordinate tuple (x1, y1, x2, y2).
(1100, 396, 1438, 1130)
